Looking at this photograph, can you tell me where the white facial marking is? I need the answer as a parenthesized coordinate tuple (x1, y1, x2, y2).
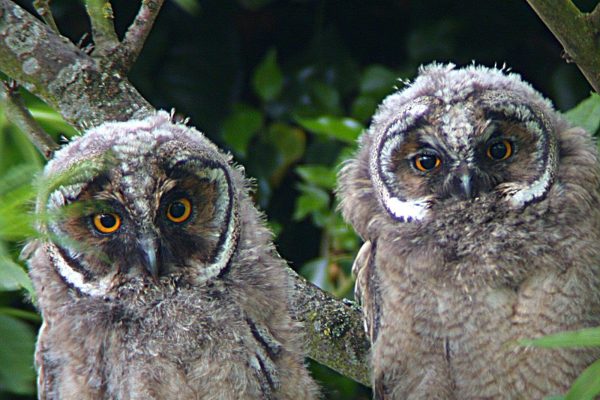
(47, 243, 112, 297)
(384, 197, 429, 222)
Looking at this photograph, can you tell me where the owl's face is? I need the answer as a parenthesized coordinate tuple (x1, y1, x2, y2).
(39, 113, 239, 298)
(367, 64, 559, 222)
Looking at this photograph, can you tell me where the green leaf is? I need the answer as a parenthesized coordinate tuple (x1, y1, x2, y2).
(326, 211, 360, 252)
(351, 95, 378, 123)
(0, 257, 33, 295)
(564, 92, 600, 135)
(520, 327, 600, 348)
(252, 49, 284, 102)
(293, 184, 330, 221)
(296, 165, 337, 190)
(221, 104, 264, 157)
(172, 0, 202, 14)
(296, 116, 364, 144)
(360, 65, 397, 96)
(265, 122, 306, 185)
(309, 82, 342, 115)
(565, 358, 600, 400)
(0, 315, 36, 395)
(299, 257, 333, 291)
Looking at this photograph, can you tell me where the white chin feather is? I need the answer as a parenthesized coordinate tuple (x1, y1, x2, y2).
(384, 197, 429, 222)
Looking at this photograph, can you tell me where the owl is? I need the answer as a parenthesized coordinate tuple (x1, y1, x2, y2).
(338, 63, 600, 399)
(25, 111, 319, 399)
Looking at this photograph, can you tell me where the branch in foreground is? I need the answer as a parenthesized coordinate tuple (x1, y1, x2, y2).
(0, 0, 371, 385)
(526, 0, 600, 93)
(0, 81, 58, 160)
(0, 0, 153, 130)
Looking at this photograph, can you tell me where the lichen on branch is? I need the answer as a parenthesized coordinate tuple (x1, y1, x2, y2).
(526, 0, 600, 93)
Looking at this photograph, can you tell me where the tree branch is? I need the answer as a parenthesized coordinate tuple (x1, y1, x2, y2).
(32, 0, 60, 34)
(526, 0, 600, 93)
(119, 0, 165, 72)
(0, 0, 153, 130)
(289, 271, 371, 386)
(85, 0, 119, 56)
(0, 81, 58, 160)
(0, 0, 371, 386)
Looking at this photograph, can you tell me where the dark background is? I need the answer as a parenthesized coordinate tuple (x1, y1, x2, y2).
(2, 1, 597, 398)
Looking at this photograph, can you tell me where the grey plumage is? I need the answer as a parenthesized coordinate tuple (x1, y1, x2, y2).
(27, 111, 319, 399)
(338, 63, 600, 399)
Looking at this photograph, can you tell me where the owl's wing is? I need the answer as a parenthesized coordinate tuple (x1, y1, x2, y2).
(352, 240, 381, 343)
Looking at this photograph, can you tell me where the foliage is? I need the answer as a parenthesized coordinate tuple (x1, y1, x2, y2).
(1, 0, 600, 399)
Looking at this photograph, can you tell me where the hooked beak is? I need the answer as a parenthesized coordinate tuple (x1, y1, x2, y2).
(450, 162, 477, 200)
(139, 238, 159, 280)
(459, 174, 472, 199)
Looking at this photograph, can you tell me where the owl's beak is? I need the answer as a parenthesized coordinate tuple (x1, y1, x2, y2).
(139, 238, 159, 280)
(450, 162, 476, 199)
(459, 174, 472, 199)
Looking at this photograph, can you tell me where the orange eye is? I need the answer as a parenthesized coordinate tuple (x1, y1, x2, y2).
(413, 154, 441, 172)
(167, 198, 192, 223)
(92, 213, 121, 234)
(487, 139, 513, 161)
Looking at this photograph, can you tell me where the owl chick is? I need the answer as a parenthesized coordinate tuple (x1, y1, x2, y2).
(338, 63, 600, 399)
(26, 111, 319, 399)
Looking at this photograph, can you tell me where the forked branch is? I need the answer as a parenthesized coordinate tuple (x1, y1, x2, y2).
(526, 0, 600, 92)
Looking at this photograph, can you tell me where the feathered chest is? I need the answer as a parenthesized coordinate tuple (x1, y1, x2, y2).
(376, 198, 570, 290)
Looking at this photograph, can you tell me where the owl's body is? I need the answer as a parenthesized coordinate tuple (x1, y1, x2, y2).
(27, 112, 318, 399)
(338, 64, 600, 399)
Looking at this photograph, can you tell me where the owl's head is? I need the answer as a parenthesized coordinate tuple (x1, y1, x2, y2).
(339, 63, 562, 235)
(38, 112, 240, 298)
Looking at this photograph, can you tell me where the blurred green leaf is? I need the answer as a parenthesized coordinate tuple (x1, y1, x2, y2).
(309, 82, 342, 115)
(0, 176, 36, 241)
(520, 327, 600, 348)
(0, 164, 38, 194)
(564, 92, 600, 135)
(296, 116, 364, 144)
(253, 49, 284, 102)
(0, 257, 33, 295)
(564, 358, 600, 400)
(221, 104, 264, 157)
(293, 183, 330, 221)
(326, 212, 360, 252)
(265, 122, 306, 186)
(0, 308, 41, 323)
(300, 257, 333, 291)
(296, 165, 337, 190)
(360, 65, 397, 96)
(351, 95, 378, 123)
(0, 314, 35, 395)
(172, 0, 202, 14)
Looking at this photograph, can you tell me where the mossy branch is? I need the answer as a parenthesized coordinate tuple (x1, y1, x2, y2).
(85, 0, 119, 56)
(0, 0, 153, 130)
(0, 0, 371, 386)
(0, 81, 58, 160)
(526, 0, 600, 93)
